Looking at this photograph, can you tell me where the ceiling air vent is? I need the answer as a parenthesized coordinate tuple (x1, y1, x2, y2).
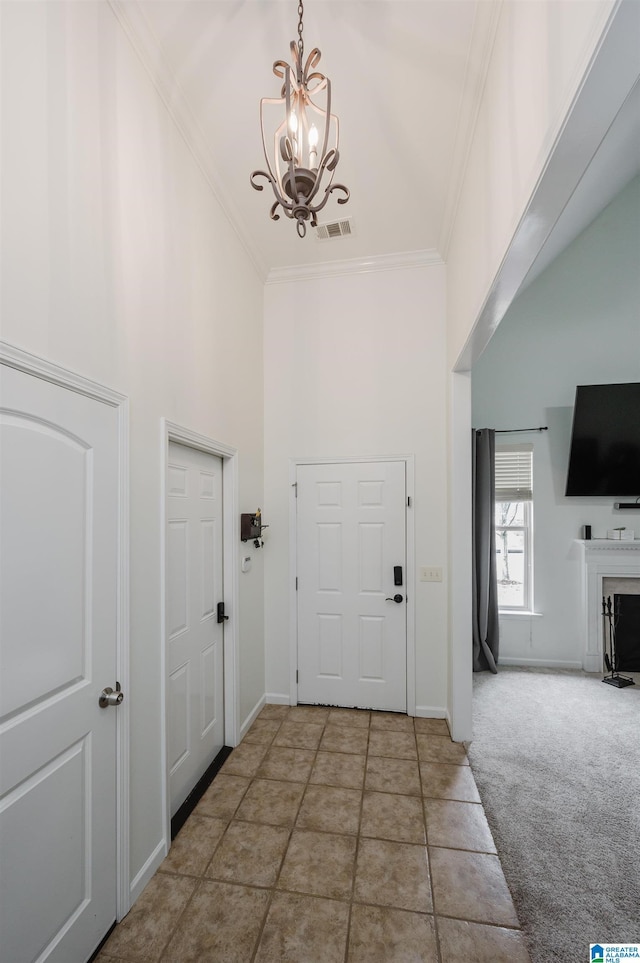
(316, 217, 354, 240)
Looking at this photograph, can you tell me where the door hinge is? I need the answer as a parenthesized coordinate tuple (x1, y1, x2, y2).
(292, 482, 298, 497)
(295, 577, 298, 590)
(296, 670, 299, 684)
(407, 496, 411, 507)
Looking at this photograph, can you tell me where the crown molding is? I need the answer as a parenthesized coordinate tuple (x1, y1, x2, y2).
(107, 0, 268, 283)
(266, 249, 443, 285)
(437, 0, 503, 262)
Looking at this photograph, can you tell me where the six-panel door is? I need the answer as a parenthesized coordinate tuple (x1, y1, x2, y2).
(297, 461, 407, 711)
(167, 442, 224, 816)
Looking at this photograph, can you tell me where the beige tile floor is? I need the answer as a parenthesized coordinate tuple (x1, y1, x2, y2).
(99, 705, 531, 963)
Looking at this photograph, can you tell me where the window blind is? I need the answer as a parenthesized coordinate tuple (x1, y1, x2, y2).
(495, 445, 533, 501)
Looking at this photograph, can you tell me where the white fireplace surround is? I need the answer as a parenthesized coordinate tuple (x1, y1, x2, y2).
(579, 539, 640, 671)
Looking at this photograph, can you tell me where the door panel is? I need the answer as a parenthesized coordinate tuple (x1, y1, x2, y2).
(167, 443, 224, 817)
(360, 616, 385, 680)
(297, 461, 407, 711)
(0, 364, 119, 963)
(168, 520, 189, 638)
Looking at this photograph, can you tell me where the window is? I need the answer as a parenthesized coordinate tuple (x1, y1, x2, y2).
(495, 445, 533, 611)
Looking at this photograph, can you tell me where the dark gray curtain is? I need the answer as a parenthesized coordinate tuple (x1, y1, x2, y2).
(472, 428, 499, 673)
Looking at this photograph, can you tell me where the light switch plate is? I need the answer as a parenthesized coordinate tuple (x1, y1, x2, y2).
(420, 566, 442, 582)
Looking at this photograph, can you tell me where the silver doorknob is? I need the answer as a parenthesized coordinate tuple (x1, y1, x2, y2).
(99, 681, 124, 708)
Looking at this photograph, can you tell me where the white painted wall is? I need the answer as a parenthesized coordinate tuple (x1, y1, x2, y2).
(1, 1, 265, 894)
(472, 175, 640, 667)
(446, 0, 615, 368)
(263, 264, 449, 716)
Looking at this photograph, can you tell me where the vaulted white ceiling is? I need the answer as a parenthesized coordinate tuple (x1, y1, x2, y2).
(113, 0, 494, 278)
(114, 1, 640, 283)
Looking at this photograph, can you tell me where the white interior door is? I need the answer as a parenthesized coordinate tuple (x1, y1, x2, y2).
(297, 461, 407, 711)
(167, 443, 224, 817)
(0, 364, 120, 963)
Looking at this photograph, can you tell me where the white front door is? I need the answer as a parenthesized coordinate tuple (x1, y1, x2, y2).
(167, 443, 224, 817)
(297, 461, 407, 711)
(0, 364, 120, 963)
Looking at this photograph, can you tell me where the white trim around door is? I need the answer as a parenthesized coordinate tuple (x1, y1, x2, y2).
(0, 339, 131, 921)
(289, 455, 416, 716)
(160, 421, 239, 848)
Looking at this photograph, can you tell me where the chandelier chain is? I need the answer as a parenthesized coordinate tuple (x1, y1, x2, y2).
(297, 0, 304, 61)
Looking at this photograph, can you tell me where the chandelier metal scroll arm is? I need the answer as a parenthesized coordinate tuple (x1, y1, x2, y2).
(250, 170, 272, 192)
(250, 168, 297, 217)
(290, 40, 302, 80)
(320, 77, 332, 167)
(310, 182, 350, 216)
(302, 48, 322, 84)
(273, 59, 290, 80)
(258, 95, 289, 190)
(304, 71, 328, 96)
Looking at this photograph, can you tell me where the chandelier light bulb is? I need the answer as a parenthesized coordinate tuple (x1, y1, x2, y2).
(308, 123, 319, 169)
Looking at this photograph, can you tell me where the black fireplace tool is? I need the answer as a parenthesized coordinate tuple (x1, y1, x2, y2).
(602, 595, 635, 688)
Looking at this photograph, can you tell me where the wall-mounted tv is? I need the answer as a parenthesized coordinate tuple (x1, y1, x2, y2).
(565, 383, 640, 496)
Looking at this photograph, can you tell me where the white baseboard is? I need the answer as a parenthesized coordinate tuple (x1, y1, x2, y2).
(499, 657, 583, 670)
(128, 838, 167, 910)
(583, 655, 603, 673)
(414, 705, 447, 719)
(240, 695, 266, 739)
(265, 692, 293, 705)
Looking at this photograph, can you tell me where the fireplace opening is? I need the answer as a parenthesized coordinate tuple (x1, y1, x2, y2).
(613, 594, 640, 671)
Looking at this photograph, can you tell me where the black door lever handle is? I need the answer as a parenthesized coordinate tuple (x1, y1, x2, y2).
(385, 594, 403, 603)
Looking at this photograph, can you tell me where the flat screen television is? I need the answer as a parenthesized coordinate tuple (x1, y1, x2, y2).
(565, 383, 640, 496)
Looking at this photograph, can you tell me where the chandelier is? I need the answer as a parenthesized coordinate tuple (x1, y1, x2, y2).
(250, 1, 349, 238)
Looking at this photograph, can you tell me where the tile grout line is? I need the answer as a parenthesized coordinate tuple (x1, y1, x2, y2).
(418, 718, 444, 963)
(342, 711, 371, 963)
(155, 875, 204, 962)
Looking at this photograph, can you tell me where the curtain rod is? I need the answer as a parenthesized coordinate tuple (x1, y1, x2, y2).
(495, 426, 548, 433)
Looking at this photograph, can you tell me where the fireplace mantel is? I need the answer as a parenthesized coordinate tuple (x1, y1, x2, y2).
(577, 540, 640, 671)
(579, 539, 640, 554)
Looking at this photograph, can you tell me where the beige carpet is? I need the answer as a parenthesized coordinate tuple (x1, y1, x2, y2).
(468, 666, 640, 963)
